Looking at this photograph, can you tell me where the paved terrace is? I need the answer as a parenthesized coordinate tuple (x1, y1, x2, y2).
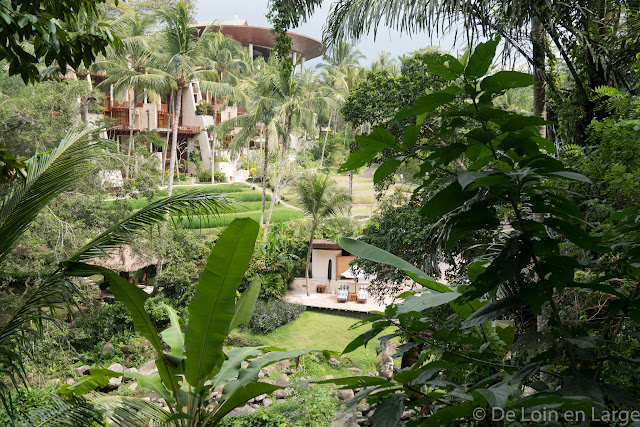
(286, 278, 393, 313)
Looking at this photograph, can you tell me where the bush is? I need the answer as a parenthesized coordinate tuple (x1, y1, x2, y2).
(70, 301, 133, 351)
(245, 300, 305, 334)
(199, 170, 226, 183)
(195, 102, 213, 115)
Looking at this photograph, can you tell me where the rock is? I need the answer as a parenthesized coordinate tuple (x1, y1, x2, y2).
(401, 410, 413, 420)
(275, 399, 286, 405)
(277, 359, 291, 371)
(254, 394, 266, 402)
(226, 405, 255, 417)
(275, 388, 290, 399)
(367, 410, 374, 418)
(128, 383, 138, 391)
(65, 378, 74, 385)
(120, 344, 134, 354)
(328, 357, 340, 367)
(45, 378, 61, 387)
(76, 365, 91, 376)
(139, 360, 158, 375)
(258, 379, 272, 384)
(250, 404, 260, 409)
(348, 367, 363, 374)
(331, 409, 360, 427)
(258, 370, 264, 379)
(274, 375, 289, 387)
(360, 404, 370, 413)
(240, 361, 249, 369)
(142, 397, 151, 402)
(262, 398, 273, 408)
(324, 375, 334, 381)
(214, 385, 225, 394)
(378, 341, 397, 380)
(106, 376, 122, 390)
(102, 342, 115, 355)
(107, 363, 124, 373)
(263, 365, 274, 376)
(337, 389, 355, 401)
(126, 367, 138, 374)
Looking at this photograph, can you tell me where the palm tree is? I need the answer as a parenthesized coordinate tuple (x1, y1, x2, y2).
(260, 65, 330, 243)
(316, 40, 365, 72)
(157, 1, 221, 197)
(370, 51, 399, 76)
(94, 14, 170, 179)
(295, 172, 350, 296)
(0, 126, 229, 414)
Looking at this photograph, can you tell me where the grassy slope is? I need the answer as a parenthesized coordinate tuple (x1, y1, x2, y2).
(231, 311, 385, 375)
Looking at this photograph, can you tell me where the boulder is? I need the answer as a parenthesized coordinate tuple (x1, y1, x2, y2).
(277, 359, 291, 371)
(241, 361, 249, 369)
(128, 383, 138, 392)
(120, 344, 134, 354)
(107, 363, 124, 373)
(45, 378, 60, 387)
(105, 376, 122, 390)
(65, 378, 74, 385)
(102, 342, 115, 355)
(138, 360, 158, 375)
(337, 389, 355, 401)
(328, 357, 340, 367)
(258, 370, 265, 379)
(274, 375, 289, 387)
(331, 409, 360, 427)
(348, 367, 363, 374)
(254, 394, 267, 402)
(275, 388, 290, 399)
(76, 365, 91, 376)
(226, 405, 255, 417)
(262, 398, 273, 408)
(324, 375, 334, 381)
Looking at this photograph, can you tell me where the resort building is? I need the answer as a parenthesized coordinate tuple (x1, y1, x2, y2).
(90, 19, 322, 182)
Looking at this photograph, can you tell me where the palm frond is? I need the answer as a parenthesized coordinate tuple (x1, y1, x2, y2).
(0, 126, 108, 264)
(68, 190, 232, 263)
(13, 394, 103, 426)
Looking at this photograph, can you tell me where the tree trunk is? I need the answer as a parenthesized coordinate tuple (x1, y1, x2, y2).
(305, 222, 318, 296)
(319, 112, 332, 168)
(348, 124, 354, 216)
(263, 114, 292, 244)
(167, 86, 183, 198)
(126, 99, 135, 180)
(532, 17, 547, 138)
(80, 97, 88, 124)
(211, 95, 217, 184)
(259, 127, 269, 227)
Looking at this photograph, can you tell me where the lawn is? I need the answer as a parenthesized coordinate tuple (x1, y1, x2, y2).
(230, 311, 389, 376)
(106, 183, 301, 232)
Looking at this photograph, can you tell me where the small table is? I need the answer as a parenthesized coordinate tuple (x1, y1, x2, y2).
(348, 293, 357, 302)
(316, 285, 327, 294)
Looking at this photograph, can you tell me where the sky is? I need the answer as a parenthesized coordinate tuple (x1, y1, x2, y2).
(194, 0, 468, 67)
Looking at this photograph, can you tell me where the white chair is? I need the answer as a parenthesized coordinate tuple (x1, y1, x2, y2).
(337, 284, 348, 303)
(357, 285, 368, 303)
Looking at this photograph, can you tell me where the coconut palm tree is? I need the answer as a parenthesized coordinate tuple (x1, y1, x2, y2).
(316, 40, 365, 72)
(94, 25, 171, 179)
(260, 65, 331, 243)
(157, 1, 221, 197)
(370, 51, 399, 76)
(295, 172, 350, 296)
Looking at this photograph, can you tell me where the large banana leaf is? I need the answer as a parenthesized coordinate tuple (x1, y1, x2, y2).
(229, 276, 262, 330)
(183, 218, 259, 388)
(0, 126, 107, 264)
(63, 262, 181, 402)
(160, 303, 185, 358)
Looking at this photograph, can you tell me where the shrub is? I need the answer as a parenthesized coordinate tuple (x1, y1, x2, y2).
(197, 170, 226, 183)
(245, 300, 305, 334)
(195, 102, 213, 115)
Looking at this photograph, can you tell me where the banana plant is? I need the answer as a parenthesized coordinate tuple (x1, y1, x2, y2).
(60, 218, 330, 426)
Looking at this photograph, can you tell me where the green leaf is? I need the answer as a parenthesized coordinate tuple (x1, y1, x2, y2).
(420, 181, 475, 221)
(500, 115, 552, 133)
(462, 296, 521, 328)
(126, 372, 174, 406)
(423, 54, 463, 80)
(402, 125, 419, 147)
(468, 260, 490, 281)
(373, 158, 402, 184)
(465, 38, 499, 79)
(160, 304, 184, 358)
(493, 320, 515, 346)
(209, 347, 262, 391)
(337, 238, 449, 293)
(183, 218, 259, 388)
(395, 92, 456, 120)
(369, 395, 404, 427)
(342, 327, 386, 354)
(474, 382, 514, 409)
(230, 276, 261, 330)
(544, 171, 592, 184)
(480, 71, 533, 96)
(397, 291, 462, 314)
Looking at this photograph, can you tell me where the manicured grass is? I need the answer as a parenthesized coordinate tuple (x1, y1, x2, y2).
(231, 311, 387, 375)
(177, 206, 302, 229)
